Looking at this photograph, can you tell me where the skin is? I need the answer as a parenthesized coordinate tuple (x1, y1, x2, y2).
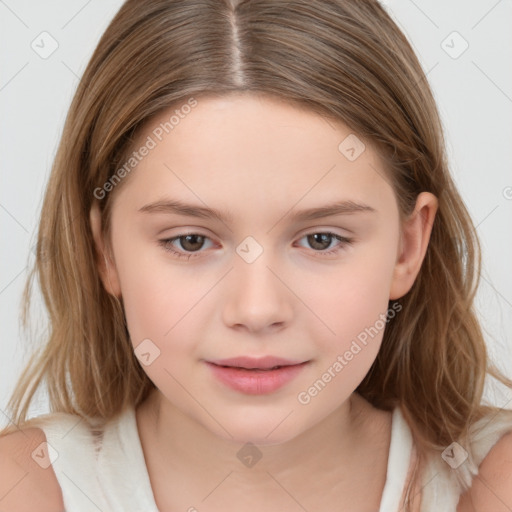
(90, 92, 437, 511)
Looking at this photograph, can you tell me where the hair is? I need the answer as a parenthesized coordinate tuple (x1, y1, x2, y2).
(2, 0, 511, 508)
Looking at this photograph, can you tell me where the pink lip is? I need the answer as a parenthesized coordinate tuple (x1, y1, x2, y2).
(208, 355, 306, 370)
(205, 356, 310, 395)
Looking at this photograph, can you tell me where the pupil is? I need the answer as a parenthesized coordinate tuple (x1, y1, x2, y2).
(181, 234, 204, 251)
(308, 233, 331, 250)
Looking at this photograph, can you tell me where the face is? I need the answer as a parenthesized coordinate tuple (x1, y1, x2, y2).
(92, 93, 429, 445)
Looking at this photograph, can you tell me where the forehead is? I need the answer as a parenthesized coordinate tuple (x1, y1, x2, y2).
(111, 93, 394, 216)
(144, 93, 348, 167)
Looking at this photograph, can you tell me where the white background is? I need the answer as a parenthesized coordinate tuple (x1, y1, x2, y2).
(1, 0, 511, 426)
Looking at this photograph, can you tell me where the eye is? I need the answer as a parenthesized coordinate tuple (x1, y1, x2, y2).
(159, 231, 353, 261)
(158, 233, 214, 260)
(295, 232, 352, 256)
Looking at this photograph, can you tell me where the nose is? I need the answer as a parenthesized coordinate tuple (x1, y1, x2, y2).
(221, 251, 293, 334)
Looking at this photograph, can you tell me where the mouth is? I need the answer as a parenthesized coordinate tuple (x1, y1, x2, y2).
(205, 357, 310, 395)
(207, 355, 308, 371)
(214, 365, 288, 371)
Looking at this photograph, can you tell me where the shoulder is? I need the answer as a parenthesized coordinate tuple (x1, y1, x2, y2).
(457, 429, 512, 512)
(0, 426, 64, 512)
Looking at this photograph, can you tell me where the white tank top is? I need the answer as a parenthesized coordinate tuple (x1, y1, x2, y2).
(32, 405, 512, 511)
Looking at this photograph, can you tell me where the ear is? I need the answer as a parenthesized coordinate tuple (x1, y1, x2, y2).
(389, 192, 438, 300)
(89, 201, 122, 298)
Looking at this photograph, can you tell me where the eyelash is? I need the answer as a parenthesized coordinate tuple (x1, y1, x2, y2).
(158, 232, 353, 260)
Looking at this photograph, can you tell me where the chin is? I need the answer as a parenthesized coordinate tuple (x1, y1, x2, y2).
(207, 413, 307, 447)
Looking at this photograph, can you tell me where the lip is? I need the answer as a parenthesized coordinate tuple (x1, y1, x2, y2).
(205, 357, 310, 395)
(208, 355, 306, 370)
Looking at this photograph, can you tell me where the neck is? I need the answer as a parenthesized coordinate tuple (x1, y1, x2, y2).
(136, 389, 390, 511)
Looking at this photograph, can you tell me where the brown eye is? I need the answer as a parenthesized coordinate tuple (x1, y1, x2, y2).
(307, 233, 335, 250)
(295, 232, 353, 257)
(178, 234, 206, 251)
(159, 233, 213, 258)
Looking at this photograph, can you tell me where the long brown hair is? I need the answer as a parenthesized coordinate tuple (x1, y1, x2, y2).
(3, 0, 511, 507)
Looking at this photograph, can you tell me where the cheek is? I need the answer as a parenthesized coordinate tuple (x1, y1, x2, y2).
(299, 237, 398, 363)
(292, 252, 397, 412)
(111, 235, 208, 353)
(120, 266, 213, 349)
(115, 255, 217, 401)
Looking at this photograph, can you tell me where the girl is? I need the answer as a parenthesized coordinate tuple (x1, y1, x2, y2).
(1, 1, 511, 511)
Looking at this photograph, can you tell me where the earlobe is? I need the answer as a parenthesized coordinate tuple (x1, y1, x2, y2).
(89, 202, 122, 298)
(389, 192, 438, 300)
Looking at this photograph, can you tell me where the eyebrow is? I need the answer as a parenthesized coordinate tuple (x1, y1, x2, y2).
(138, 198, 376, 223)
